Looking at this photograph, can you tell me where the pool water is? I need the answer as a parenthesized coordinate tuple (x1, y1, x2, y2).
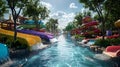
(87, 39, 95, 45)
(13, 35, 114, 67)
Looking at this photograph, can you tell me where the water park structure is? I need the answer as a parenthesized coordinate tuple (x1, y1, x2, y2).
(0, 28, 42, 50)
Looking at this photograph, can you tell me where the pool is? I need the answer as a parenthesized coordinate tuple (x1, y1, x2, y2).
(87, 39, 95, 45)
(11, 35, 114, 67)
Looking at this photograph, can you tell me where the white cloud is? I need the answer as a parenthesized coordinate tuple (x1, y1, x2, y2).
(40, 1, 52, 10)
(50, 11, 66, 19)
(69, 3, 78, 9)
(81, 8, 97, 17)
(81, 8, 89, 13)
(49, 11, 75, 29)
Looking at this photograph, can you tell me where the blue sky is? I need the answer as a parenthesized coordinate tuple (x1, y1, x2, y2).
(41, 0, 84, 29)
(41, 0, 83, 13)
(4, 0, 85, 29)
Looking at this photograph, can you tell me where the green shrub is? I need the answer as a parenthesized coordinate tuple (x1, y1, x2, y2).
(0, 36, 7, 43)
(20, 24, 35, 29)
(12, 39, 29, 49)
(94, 38, 120, 47)
(74, 34, 85, 41)
(109, 38, 120, 45)
(94, 39, 110, 47)
(0, 33, 29, 49)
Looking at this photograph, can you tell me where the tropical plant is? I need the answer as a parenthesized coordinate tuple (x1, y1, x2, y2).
(22, 0, 49, 29)
(64, 22, 75, 31)
(0, 0, 8, 19)
(79, 0, 120, 40)
(94, 38, 120, 47)
(46, 18, 58, 34)
(74, 13, 83, 26)
(78, 0, 109, 40)
(0, 33, 29, 49)
(73, 12, 92, 28)
(0, 0, 9, 29)
(6, 0, 29, 41)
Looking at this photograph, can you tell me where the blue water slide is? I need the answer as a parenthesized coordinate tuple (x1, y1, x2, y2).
(0, 43, 9, 63)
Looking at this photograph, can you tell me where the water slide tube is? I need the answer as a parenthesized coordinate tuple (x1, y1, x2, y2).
(84, 21, 98, 27)
(17, 29, 54, 42)
(0, 43, 9, 63)
(103, 46, 120, 57)
(0, 29, 41, 50)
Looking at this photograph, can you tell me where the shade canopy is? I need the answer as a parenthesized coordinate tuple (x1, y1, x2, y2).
(114, 19, 120, 27)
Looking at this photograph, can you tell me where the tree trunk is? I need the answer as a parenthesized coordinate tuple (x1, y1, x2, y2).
(11, 8, 17, 41)
(1, 22, 3, 28)
(101, 20, 105, 40)
(13, 18, 17, 41)
(118, 28, 120, 37)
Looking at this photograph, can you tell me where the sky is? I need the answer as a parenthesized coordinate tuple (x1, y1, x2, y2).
(4, 0, 85, 29)
(40, 0, 84, 29)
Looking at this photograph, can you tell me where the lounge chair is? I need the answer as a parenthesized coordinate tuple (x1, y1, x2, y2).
(103, 46, 120, 57)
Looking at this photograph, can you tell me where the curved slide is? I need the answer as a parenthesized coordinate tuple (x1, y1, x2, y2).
(17, 29, 54, 42)
(0, 43, 9, 63)
(0, 29, 41, 47)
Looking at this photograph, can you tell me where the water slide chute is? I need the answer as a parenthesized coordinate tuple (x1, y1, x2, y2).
(0, 43, 9, 63)
(17, 29, 54, 42)
(84, 21, 98, 27)
(0, 29, 41, 50)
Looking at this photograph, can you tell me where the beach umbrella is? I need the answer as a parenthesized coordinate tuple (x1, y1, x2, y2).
(114, 19, 120, 37)
(114, 19, 120, 28)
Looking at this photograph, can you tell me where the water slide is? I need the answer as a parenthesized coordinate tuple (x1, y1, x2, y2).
(0, 43, 9, 63)
(17, 29, 54, 42)
(0, 29, 41, 47)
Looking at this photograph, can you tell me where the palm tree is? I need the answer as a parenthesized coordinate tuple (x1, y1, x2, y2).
(6, 0, 28, 41)
(45, 22, 52, 32)
(46, 18, 58, 35)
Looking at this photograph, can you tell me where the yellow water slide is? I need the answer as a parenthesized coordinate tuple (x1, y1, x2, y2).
(0, 29, 41, 47)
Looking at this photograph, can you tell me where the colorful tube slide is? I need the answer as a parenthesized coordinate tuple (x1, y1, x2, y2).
(0, 43, 9, 63)
(84, 21, 98, 27)
(103, 46, 120, 57)
(17, 29, 54, 42)
(0, 29, 41, 47)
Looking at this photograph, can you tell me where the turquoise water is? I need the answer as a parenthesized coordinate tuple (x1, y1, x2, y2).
(13, 35, 114, 67)
(87, 39, 95, 45)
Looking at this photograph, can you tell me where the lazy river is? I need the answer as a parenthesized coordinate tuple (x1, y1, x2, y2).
(12, 34, 115, 67)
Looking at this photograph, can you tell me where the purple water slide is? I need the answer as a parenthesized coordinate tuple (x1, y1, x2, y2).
(17, 30, 54, 42)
